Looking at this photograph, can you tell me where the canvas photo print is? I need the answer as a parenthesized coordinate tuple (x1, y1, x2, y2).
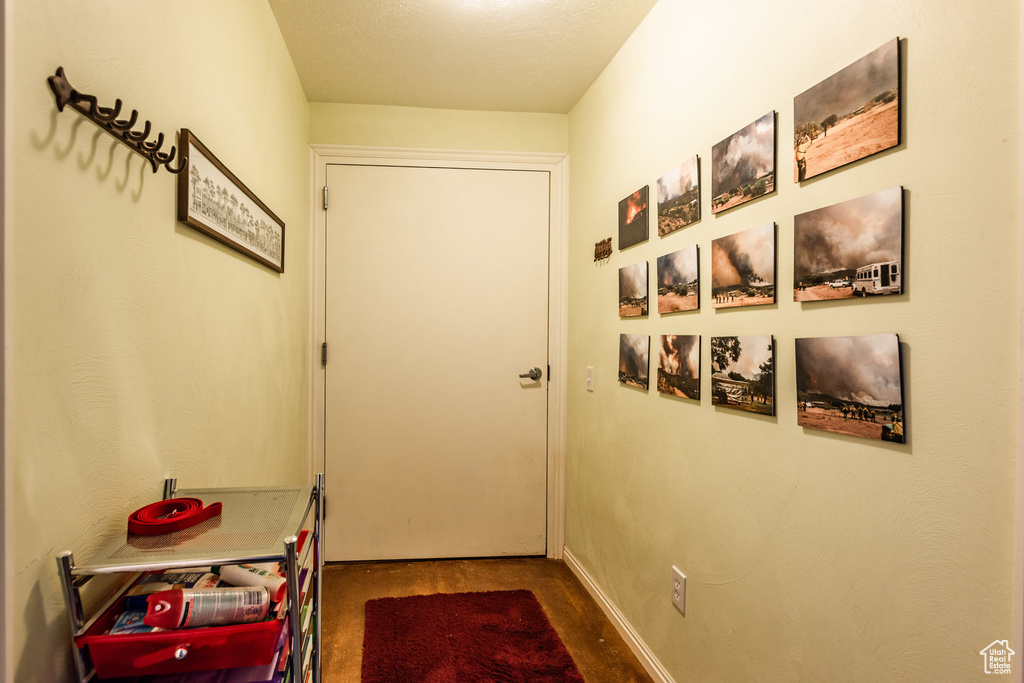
(710, 335, 774, 415)
(658, 335, 700, 400)
(657, 246, 699, 313)
(711, 222, 775, 308)
(711, 112, 775, 213)
(657, 156, 700, 235)
(794, 187, 903, 301)
(618, 186, 650, 249)
(795, 334, 904, 443)
(618, 262, 648, 317)
(619, 334, 650, 390)
(794, 38, 900, 182)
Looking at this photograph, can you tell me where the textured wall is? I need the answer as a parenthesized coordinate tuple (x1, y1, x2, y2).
(6, 2, 310, 680)
(309, 102, 568, 152)
(566, 0, 1019, 680)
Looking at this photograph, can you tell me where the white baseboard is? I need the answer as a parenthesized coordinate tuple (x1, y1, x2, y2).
(563, 546, 676, 683)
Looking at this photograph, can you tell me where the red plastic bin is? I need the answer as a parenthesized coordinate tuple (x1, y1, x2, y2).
(75, 589, 286, 679)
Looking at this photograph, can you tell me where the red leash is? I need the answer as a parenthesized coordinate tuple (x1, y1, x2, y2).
(128, 498, 222, 535)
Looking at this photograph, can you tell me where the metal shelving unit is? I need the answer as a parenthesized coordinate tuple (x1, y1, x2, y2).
(57, 474, 323, 683)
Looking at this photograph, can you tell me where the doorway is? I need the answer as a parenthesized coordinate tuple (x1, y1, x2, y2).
(312, 149, 567, 562)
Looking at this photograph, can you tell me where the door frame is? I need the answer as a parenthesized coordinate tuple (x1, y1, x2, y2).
(308, 144, 568, 559)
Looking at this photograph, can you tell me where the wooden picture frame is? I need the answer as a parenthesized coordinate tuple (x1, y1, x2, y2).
(176, 129, 285, 273)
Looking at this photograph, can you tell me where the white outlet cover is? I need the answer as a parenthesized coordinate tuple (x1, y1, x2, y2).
(586, 366, 594, 391)
(671, 565, 686, 614)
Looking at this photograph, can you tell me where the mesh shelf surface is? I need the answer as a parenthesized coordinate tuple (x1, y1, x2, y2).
(74, 485, 311, 574)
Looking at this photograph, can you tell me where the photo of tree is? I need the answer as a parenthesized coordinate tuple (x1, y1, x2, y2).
(711, 222, 775, 308)
(657, 156, 700, 235)
(710, 335, 774, 415)
(618, 186, 649, 249)
(795, 334, 904, 443)
(658, 335, 699, 400)
(657, 246, 698, 313)
(711, 112, 775, 214)
(794, 187, 903, 301)
(618, 262, 648, 317)
(619, 334, 650, 390)
(794, 38, 900, 182)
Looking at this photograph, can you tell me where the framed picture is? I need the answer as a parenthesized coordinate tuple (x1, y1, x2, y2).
(711, 222, 775, 308)
(795, 334, 905, 443)
(619, 334, 650, 390)
(794, 187, 903, 301)
(619, 262, 649, 317)
(657, 246, 699, 313)
(618, 186, 649, 250)
(710, 335, 774, 415)
(794, 38, 900, 182)
(658, 335, 700, 400)
(177, 129, 285, 273)
(711, 112, 775, 213)
(657, 156, 700, 235)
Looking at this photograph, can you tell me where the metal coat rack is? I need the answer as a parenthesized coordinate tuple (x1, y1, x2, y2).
(47, 66, 187, 174)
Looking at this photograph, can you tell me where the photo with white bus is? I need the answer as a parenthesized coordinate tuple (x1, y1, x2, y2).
(853, 261, 901, 296)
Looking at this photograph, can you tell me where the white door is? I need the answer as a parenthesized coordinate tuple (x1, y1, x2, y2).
(324, 163, 550, 561)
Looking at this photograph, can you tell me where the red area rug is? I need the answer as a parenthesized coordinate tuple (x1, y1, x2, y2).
(362, 589, 584, 682)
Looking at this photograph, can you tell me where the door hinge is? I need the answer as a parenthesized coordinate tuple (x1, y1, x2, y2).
(323, 186, 328, 211)
(321, 342, 328, 366)
(547, 364, 550, 381)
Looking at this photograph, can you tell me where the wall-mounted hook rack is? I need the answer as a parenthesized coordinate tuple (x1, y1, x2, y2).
(46, 66, 187, 174)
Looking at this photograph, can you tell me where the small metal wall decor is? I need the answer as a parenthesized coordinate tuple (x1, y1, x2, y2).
(46, 66, 186, 174)
(594, 237, 612, 262)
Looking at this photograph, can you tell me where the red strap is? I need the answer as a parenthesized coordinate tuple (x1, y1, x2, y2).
(128, 498, 223, 535)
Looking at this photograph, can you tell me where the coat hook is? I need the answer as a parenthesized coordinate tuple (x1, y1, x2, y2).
(46, 67, 187, 175)
(93, 99, 122, 123)
(141, 131, 164, 153)
(166, 154, 188, 175)
(124, 119, 152, 142)
(110, 109, 139, 131)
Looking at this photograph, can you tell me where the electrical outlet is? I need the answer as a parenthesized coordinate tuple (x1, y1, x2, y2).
(586, 366, 594, 391)
(671, 566, 686, 614)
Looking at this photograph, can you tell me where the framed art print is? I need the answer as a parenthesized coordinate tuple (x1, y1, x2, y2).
(177, 129, 285, 272)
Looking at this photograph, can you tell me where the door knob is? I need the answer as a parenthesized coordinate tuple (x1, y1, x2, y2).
(519, 367, 543, 381)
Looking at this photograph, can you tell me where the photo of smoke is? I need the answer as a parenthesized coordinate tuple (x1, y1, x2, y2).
(618, 261, 648, 317)
(794, 38, 900, 182)
(795, 334, 904, 443)
(711, 222, 775, 308)
(657, 156, 700, 235)
(710, 335, 774, 415)
(794, 187, 903, 301)
(619, 334, 650, 390)
(658, 335, 700, 399)
(618, 186, 649, 250)
(711, 112, 775, 214)
(657, 246, 699, 314)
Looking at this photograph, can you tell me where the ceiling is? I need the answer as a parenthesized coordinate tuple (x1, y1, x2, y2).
(267, 0, 660, 114)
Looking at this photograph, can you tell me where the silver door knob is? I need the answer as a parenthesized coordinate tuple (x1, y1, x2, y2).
(519, 367, 543, 381)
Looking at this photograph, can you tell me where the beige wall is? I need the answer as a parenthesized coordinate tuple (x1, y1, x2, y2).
(310, 101, 567, 152)
(5, 2, 310, 681)
(566, 0, 1019, 680)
